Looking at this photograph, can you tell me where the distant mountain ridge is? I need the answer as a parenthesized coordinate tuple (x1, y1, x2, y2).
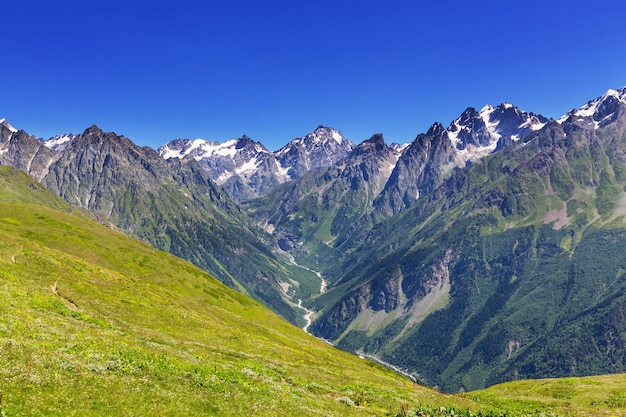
(372, 102, 549, 217)
(159, 125, 354, 201)
(243, 102, 552, 267)
(245, 132, 403, 257)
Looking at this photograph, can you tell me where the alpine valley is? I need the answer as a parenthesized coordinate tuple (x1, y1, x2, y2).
(2, 87, 626, 401)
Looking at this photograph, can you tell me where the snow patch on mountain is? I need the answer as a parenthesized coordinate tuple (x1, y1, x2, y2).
(557, 87, 626, 127)
(0, 118, 18, 133)
(382, 149, 403, 179)
(453, 135, 499, 165)
(390, 142, 410, 153)
(44, 134, 75, 151)
(235, 157, 259, 176)
(160, 138, 242, 160)
(157, 126, 353, 201)
(447, 102, 548, 166)
(479, 104, 503, 142)
(275, 159, 291, 180)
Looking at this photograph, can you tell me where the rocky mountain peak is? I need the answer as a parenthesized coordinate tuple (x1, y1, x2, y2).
(274, 126, 354, 180)
(446, 102, 548, 167)
(558, 87, 626, 129)
(0, 118, 18, 133)
(44, 133, 76, 151)
(427, 122, 447, 137)
(160, 138, 190, 152)
(452, 107, 479, 128)
(363, 132, 385, 147)
(84, 125, 104, 136)
(234, 135, 269, 153)
(350, 133, 392, 160)
(235, 134, 254, 149)
(310, 125, 346, 145)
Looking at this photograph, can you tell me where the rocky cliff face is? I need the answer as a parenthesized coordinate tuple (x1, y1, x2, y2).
(274, 125, 354, 178)
(0, 120, 57, 181)
(372, 104, 549, 217)
(372, 123, 457, 217)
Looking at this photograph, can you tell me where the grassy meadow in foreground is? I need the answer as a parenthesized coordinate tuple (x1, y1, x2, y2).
(0, 166, 625, 416)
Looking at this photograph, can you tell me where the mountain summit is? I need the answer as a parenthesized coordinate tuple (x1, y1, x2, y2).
(0, 117, 18, 133)
(368, 103, 548, 216)
(275, 125, 353, 178)
(558, 87, 626, 129)
(448, 102, 548, 164)
(160, 126, 353, 201)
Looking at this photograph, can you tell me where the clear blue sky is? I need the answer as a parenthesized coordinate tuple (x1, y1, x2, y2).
(3, 1, 626, 150)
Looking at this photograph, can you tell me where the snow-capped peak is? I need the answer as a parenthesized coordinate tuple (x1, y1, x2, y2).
(159, 135, 271, 162)
(276, 126, 351, 157)
(390, 142, 410, 153)
(0, 118, 18, 133)
(446, 102, 548, 166)
(309, 126, 346, 145)
(557, 87, 626, 127)
(159, 138, 237, 160)
(44, 134, 75, 151)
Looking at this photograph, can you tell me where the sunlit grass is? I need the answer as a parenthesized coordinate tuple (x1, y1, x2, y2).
(1, 166, 626, 416)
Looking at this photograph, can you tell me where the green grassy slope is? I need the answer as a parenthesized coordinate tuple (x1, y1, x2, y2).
(469, 374, 626, 416)
(2, 165, 625, 416)
(0, 166, 436, 416)
(39, 126, 300, 323)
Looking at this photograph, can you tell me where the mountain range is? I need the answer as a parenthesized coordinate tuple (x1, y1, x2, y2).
(307, 87, 626, 391)
(2, 87, 626, 394)
(158, 125, 354, 202)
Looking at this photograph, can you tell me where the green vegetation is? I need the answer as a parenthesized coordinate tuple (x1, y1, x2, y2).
(36, 127, 309, 325)
(469, 374, 626, 416)
(2, 156, 626, 414)
(0, 167, 443, 416)
(3, 168, 626, 416)
(310, 121, 626, 393)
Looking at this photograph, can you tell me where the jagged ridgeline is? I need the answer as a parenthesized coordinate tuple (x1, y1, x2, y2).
(159, 125, 354, 202)
(0, 123, 305, 323)
(244, 102, 549, 269)
(310, 89, 626, 392)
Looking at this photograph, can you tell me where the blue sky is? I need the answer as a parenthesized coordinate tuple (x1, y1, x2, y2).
(3, 1, 626, 150)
